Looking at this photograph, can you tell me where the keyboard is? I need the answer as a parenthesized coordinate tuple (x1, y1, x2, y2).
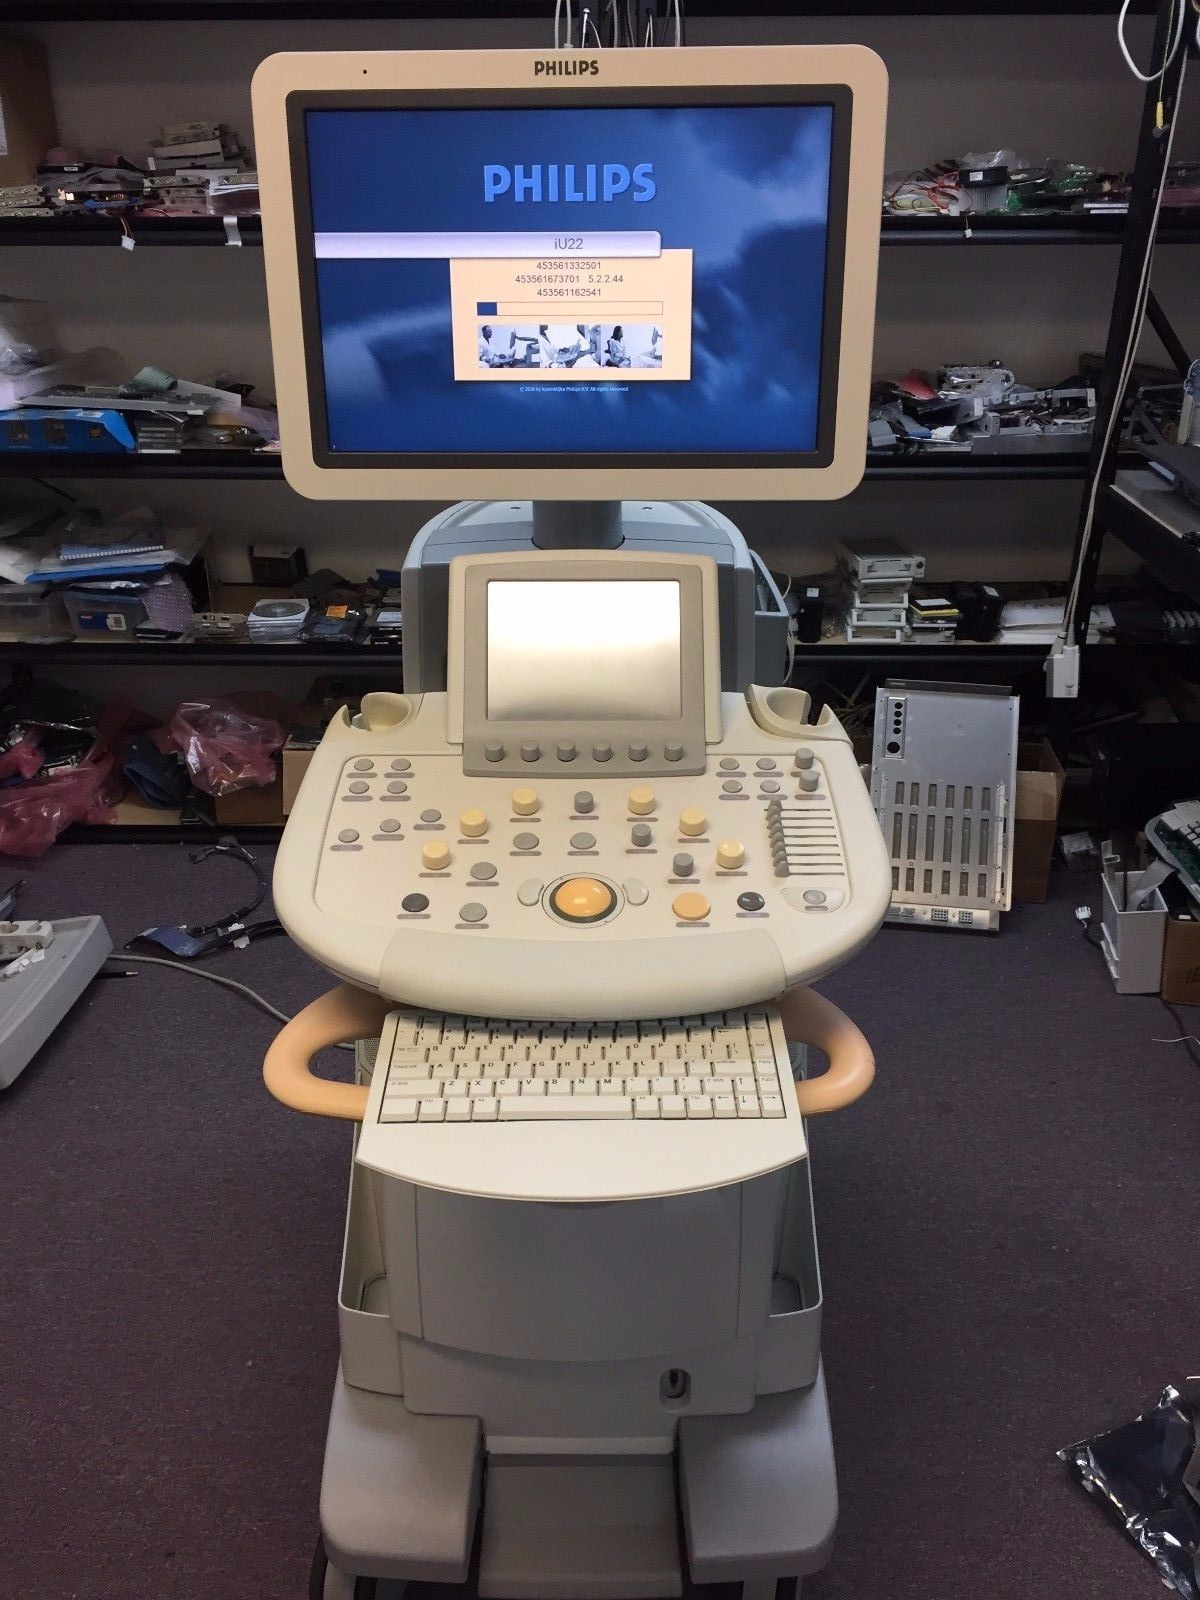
(378, 1007, 793, 1124)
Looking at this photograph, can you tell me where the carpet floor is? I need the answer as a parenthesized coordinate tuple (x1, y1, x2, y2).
(2, 841, 1197, 1600)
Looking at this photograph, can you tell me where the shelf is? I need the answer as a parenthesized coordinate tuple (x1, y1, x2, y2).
(4, 212, 1199, 250)
(1101, 470, 1200, 603)
(2, 0, 1163, 18)
(0, 638, 404, 667)
(0, 448, 1136, 482)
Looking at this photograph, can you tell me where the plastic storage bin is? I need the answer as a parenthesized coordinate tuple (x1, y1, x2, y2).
(62, 588, 148, 637)
(0, 583, 69, 641)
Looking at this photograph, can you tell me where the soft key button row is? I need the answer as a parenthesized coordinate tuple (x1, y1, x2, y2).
(378, 1009, 790, 1123)
(484, 740, 686, 765)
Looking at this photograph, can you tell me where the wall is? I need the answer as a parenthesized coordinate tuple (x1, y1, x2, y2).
(3, 10, 1198, 592)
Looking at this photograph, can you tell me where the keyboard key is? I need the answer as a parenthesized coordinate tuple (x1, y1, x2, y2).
(498, 1099, 633, 1121)
(734, 1074, 757, 1094)
(496, 1081, 519, 1097)
(626, 1076, 650, 1096)
(761, 1094, 786, 1118)
(573, 1079, 598, 1096)
(380, 1097, 418, 1122)
(708, 1075, 733, 1095)
(661, 1095, 686, 1119)
(713, 1094, 737, 1118)
(418, 1099, 446, 1122)
(634, 1096, 659, 1119)
(736, 1093, 761, 1118)
(547, 1080, 572, 1096)
(679, 1075, 704, 1095)
(518, 1078, 545, 1095)
(442, 1081, 468, 1098)
(387, 1077, 440, 1097)
(651, 1076, 677, 1096)
(686, 1095, 713, 1118)
(472, 1097, 499, 1121)
(446, 1100, 472, 1121)
(468, 1081, 493, 1098)
(598, 1080, 625, 1095)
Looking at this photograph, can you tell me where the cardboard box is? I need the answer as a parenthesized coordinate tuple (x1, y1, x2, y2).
(1012, 739, 1066, 903)
(1161, 915, 1200, 1006)
(0, 39, 57, 188)
(282, 738, 316, 814)
(214, 774, 285, 826)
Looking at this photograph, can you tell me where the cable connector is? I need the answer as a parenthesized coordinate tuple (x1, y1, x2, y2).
(1074, 905, 1093, 926)
(1045, 638, 1081, 699)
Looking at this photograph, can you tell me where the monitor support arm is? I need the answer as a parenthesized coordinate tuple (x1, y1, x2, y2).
(263, 983, 875, 1122)
(532, 501, 624, 550)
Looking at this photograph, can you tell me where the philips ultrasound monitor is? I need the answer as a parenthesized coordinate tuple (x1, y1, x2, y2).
(252, 45, 888, 503)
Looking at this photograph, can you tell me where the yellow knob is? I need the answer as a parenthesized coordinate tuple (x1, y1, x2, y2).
(716, 839, 745, 870)
(628, 787, 656, 815)
(672, 890, 711, 922)
(511, 787, 540, 816)
(679, 807, 707, 837)
(421, 840, 451, 871)
(459, 808, 488, 837)
(550, 876, 617, 923)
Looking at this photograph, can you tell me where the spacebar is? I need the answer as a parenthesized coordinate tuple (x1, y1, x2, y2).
(498, 1099, 633, 1120)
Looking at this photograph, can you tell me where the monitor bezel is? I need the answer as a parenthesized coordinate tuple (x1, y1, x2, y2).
(286, 84, 852, 475)
(252, 46, 888, 500)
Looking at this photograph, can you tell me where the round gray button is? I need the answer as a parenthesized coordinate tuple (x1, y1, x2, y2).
(631, 823, 652, 847)
(387, 780, 408, 794)
(520, 741, 541, 762)
(793, 747, 815, 770)
(592, 740, 613, 762)
(390, 758, 411, 772)
(571, 832, 596, 850)
(760, 779, 781, 794)
(574, 790, 595, 814)
(353, 759, 374, 772)
(380, 818, 402, 834)
(719, 757, 739, 771)
(459, 902, 488, 923)
(664, 742, 684, 762)
(471, 861, 497, 881)
(756, 757, 777, 771)
(514, 831, 539, 851)
(348, 780, 369, 794)
(722, 779, 743, 794)
(628, 740, 649, 762)
(623, 878, 649, 906)
(798, 772, 820, 793)
(556, 740, 577, 762)
(421, 808, 442, 823)
(517, 878, 543, 906)
(338, 828, 360, 843)
(484, 741, 505, 763)
(673, 852, 694, 877)
(803, 889, 827, 906)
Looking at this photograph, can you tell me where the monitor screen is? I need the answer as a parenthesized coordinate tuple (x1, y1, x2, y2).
(294, 96, 845, 466)
(486, 579, 682, 721)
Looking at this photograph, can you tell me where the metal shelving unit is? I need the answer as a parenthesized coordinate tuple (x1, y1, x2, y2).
(0, 448, 1144, 482)
(1, 0, 1165, 18)
(3, 212, 1200, 249)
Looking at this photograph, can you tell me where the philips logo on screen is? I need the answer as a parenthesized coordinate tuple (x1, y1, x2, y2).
(483, 163, 656, 203)
(533, 58, 600, 75)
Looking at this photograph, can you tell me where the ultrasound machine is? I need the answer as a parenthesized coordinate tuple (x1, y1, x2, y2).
(252, 42, 890, 1600)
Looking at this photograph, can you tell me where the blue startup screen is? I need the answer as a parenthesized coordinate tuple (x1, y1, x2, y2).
(305, 104, 835, 456)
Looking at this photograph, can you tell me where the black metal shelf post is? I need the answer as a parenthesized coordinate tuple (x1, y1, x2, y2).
(1064, 0, 1195, 647)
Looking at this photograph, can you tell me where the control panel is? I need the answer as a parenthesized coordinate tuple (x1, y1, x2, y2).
(275, 685, 891, 1020)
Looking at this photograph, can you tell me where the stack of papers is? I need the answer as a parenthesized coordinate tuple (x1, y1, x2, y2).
(996, 600, 1113, 644)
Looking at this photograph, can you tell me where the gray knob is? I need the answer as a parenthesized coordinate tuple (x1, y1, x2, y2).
(574, 791, 595, 814)
(664, 741, 684, 762)
(484, 740, 505, 763)
(673, 852, 694, 877)
(793, 747, 815, 770)
(628, 739, 649, 762)
(798, 771, 820, 792)
(520, 740, 541, 762)
(592, 740, 613, 762)
(631, 823, 652, 847)
(557, 740, 576, 761)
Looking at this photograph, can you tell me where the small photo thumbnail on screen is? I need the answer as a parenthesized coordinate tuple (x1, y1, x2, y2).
(601, 324, 664, 369)
(476, 324, 543, 369)
(532, 324, 605, 370)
